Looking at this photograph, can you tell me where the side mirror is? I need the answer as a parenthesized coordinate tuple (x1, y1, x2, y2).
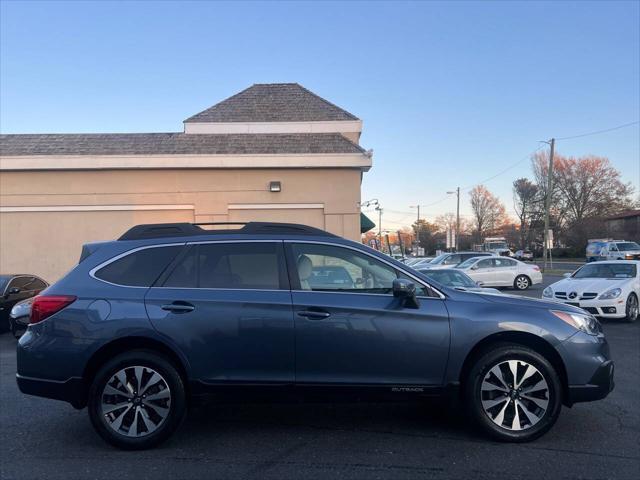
(471, 265, 479, 270)
(476, 281, 485, 286)
(563, 272, 572, 278)
(392, 279, 420, 309)
(8, 287, 21, 295)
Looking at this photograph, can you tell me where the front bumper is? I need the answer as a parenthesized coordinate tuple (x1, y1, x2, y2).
(546, 297, 627, 318)
(16, 374, 87, 409)
(566, 360, 615, 405)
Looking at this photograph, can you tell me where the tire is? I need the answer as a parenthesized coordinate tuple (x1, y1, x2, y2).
(625, 293, 639, 323)
(465, 343, 562, 442)
(88, 350, 187, 450)
(513, 275, 531, 290)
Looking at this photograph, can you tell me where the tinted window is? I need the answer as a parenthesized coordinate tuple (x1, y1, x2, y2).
(163, 247, 198, 288)
(476, 258, 494, 269)
(494, 258, 516, 267)
(95, 246, 182, 287)
(292, 243, 399, 294)
(31, 278, 48, 290)
(442, 254, 461, 265)
(163, 242, 285, 290)
(9, 277, 32, 289)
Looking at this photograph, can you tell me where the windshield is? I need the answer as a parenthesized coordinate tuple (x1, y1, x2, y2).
(429, 254, 450, 265)
(0, 276, 9, 292)
(422, 269, 477, 287)
(457, 258, 480, 269)
(573, 263, 637, 279)
(486, 242, 508, 250)
(616, 242, 640, 252)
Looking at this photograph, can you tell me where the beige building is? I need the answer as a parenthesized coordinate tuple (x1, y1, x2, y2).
(0, 83, 373, 281)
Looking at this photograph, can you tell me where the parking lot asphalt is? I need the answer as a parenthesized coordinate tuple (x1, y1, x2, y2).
(1, 281, 638, 480)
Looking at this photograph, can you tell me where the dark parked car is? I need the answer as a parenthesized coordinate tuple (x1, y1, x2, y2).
(17, 222, 613, 450)
(418, 268, 502, 295)
(0, 274, 48, 332)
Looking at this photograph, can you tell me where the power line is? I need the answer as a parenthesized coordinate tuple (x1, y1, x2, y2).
(460, 144, 546, 191)
(556, 120, 639, 141)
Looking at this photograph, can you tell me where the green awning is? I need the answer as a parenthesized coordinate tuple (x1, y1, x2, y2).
(360, 212, 376, 233)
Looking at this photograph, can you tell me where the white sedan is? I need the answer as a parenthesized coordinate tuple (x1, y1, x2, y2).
(455, 256, 542, 290)
(542, 260, 639, 322)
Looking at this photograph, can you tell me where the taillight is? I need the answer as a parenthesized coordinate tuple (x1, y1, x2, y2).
(533, 266, 540, 271)
(30, 295, 77, 324)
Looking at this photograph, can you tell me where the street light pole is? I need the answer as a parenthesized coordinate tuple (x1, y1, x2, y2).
(447, 188, 460, 252)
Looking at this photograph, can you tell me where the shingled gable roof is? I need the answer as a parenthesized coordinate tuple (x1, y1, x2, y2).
(184, 83, 359, 123)
(0, 133, 366, 156)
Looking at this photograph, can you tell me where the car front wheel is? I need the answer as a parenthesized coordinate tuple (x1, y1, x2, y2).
(466, 343, 562, 442)
(514, 275, 531, 290)
(625, 293, 638, 323)
(88, 350, 186, 450)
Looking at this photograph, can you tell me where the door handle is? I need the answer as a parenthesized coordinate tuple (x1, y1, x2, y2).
(297, 310, 331, 319)
(161, 302, 195, 313)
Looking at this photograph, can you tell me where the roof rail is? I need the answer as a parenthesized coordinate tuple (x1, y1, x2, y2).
(118, 222, 337, 241)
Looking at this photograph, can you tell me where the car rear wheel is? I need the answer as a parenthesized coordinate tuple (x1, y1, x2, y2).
(88, 350, 186, 450)
(514, 275, 531, 290)
(465, 343, 562, 442)
(625, 294, 638, 323)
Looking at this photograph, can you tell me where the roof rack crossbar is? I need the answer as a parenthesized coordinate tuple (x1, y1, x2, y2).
(118, 221, 337, 241)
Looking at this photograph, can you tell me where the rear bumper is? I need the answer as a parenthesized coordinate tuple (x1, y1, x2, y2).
(16, 374, 87, 409)
(566, 360, 614, 405)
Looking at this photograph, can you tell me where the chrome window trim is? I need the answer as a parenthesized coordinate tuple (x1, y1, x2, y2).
(90, 240, 285, 290)
(284, 239, 446, 299)
(89, 238, 446, 298)
(89, 243, 187, 288)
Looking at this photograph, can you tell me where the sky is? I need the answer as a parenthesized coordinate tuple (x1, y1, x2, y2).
(1, 0, 639, 230)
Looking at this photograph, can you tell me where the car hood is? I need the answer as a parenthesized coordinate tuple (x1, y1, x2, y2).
(549, 277, 630, 293)
(478, 291, 585, 314)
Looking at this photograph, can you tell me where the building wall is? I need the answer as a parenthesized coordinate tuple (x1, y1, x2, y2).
(0, 168, 362, 281)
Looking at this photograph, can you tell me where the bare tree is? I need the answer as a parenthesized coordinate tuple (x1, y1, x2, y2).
(531, 151, 635, 249)
(512, 178, 539, 249)
(469, 185, 507, 241)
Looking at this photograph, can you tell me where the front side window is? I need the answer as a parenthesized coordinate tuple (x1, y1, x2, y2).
(95, 246, 182, 287)
(442, 254, 461, 265)
(291, 243, 437, 296)
(162, 242, 286, 290)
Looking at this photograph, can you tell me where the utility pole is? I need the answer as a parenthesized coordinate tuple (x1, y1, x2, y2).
(409, 204, 421, 255)
(377, 205, 383, 240)
(542, 138, 555, 272)
(455, 187, 460, 252)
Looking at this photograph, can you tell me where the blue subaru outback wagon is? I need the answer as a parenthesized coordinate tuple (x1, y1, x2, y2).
(17, 222, 614, 449)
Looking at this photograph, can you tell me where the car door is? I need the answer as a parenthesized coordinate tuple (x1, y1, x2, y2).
(287, 241, 450, 387)
(494, 258, 518, 285)
(145, 241, 295, 385)
(469, 258, 497, 285)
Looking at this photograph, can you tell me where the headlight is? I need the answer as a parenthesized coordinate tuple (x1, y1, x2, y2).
(551, 310, 600, 335)
(542, 287, 553, 298)
(599, 288, 622, 300)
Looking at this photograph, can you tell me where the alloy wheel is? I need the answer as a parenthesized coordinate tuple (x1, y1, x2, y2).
(480, 360, 549, 431)
(515, 276, 530, 290)
(101, 366, 171, 437)
(627, 295, 639, 322)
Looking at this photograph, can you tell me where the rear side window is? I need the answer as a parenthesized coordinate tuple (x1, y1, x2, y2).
(162, 242, 286, 290)
(95, 246, 182, 287)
